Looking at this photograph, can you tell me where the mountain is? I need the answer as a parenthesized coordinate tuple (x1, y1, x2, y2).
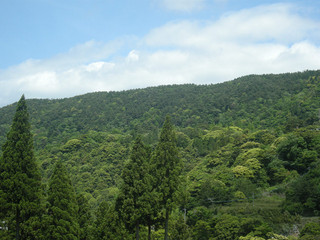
(0, 70, 320, 239)
(0, 70, 319, 148)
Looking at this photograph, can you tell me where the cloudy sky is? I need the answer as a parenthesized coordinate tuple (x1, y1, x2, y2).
(1, 0, 320, 107)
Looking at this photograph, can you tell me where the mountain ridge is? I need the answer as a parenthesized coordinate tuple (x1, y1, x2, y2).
(1, 70, 319, 149)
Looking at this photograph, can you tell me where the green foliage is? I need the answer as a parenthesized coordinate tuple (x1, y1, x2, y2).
(93, 201, 128, 240)
(212, 214, 275, 240)
(77, 193, 94, 240)
(152, 115, 182, 239)
(0, 72, 320, 239)
(214, 214, 245, 240)
(193, 220, 214, 240)
(299, 222, 320, 239)
(1, 71, 319, 150)
(239, 236, 266, 240)
(61, 139, 82, 152)
(116, 136, 156, 239)
(0, 95, 42, 239)
(198, 177, 230, 206)
(169, 211, 192, 240)
(284, 163, 320, 215)
(44, 160, 80, 240)
(277, 129, 320, 174)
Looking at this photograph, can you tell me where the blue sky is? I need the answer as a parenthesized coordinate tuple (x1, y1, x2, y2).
(1, 0, 320, 107)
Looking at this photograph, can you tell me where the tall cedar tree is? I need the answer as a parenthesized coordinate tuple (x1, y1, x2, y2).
(0, 95, 42, 240)
(116, 136, 155, 240)
(44, 160, 79, 240)
(77, 193, 93, 240)
(94, 201, 128, 240)
(152, 115, 182, 240)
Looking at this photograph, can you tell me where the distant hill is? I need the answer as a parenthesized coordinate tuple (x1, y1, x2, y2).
(0, 70, 319, 150)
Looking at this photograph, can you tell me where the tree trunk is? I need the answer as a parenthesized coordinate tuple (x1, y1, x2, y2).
(164, 208, 169, 240)
(148, 224, 151, 240)
(16, 206, 20, 240)
(135, 222, 140, 240)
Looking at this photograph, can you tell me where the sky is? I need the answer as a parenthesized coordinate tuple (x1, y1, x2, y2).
(1, 0, 320, 107)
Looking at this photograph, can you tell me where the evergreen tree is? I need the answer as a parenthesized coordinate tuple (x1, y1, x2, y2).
(77, 193, 93, 240)
(94, 201, 128, 240)
(116, 136, 155, 240)
(0, 95, 42, 240)
(152, 115, 182, 240)
(44, 160, 79, 240)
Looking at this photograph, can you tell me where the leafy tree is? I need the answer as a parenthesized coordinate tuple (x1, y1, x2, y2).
(284, 163, 320, 215)
(193, 220, 213, 240)
(152, 115, 182, 240)
(198, 177, 230, 206)
(214, 214, 241, 240)
(116, 136, 155, 240)
(44, 160, 79, 240)
(0, 95, 42, 239)
(299, 222, 320, 240)
(277, 131, 319, 174)
(169, 212, 191, 240)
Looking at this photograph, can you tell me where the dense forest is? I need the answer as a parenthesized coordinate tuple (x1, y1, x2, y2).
(0, 70, 320, 239)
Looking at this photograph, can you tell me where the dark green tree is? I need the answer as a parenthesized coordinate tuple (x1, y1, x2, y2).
(44, 160, 79, 240)
(94, 201, 128, 240)
(283, 162, 320, 215)
(116, 136, 155, 240)
(0, 95, 42, 240)
(152, 115, 182, 240)
(77, 193, 93, 240)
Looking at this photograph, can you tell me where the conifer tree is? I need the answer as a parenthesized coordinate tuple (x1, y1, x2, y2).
(0, 95, 42, 240)
(77, 193, 93, 240)
(152, 115, 182, 240)
(44, 160, 79, 240)
(116, 136, 155, 240)
(94, 201, 128, 240)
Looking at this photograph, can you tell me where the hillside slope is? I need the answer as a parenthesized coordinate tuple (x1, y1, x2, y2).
(1, 70, 320, 238)
(0, 70, 319, 149)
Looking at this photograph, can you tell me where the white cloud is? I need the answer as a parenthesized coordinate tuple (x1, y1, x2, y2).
(126, 50, 140, 62)
(85, 62, 115, 72)
(143, 3, 320, 79)
(146, 4, 319, 47)
(1, 3, 320, 107)
(17, 71, 59, 93)
(161, 0, 205, 12)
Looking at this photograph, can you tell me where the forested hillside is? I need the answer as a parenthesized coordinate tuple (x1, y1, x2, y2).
(1, 70, 320, 239)
(1, 70, 319, 148)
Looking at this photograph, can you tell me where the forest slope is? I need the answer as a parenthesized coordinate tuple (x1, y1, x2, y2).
(1, 70, 320, 239)
(0, 70, 319, 149)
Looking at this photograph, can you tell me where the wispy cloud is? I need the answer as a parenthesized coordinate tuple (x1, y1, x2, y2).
(146, 4, 319, 46)
(0, 40, 121, 105)
(0, 3, 320, 107)
(160, 0, 206, 12)
(142, 3, 320, 79)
